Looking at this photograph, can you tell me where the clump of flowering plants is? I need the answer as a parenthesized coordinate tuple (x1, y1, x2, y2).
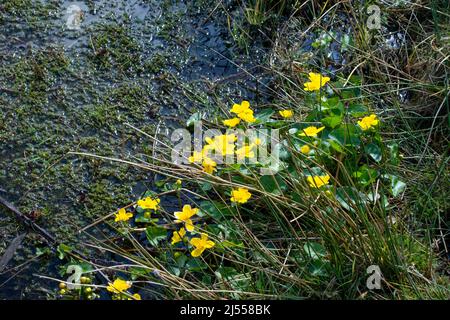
(57, 72, 432, 300)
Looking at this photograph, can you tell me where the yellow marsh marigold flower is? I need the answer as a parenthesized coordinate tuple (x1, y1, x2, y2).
(202, 157, 217, 174)
(223, 117, 241, 128)
(114, 208, 133, 222)
(300, 145, 311, 154)
(357, 114, 379, 131)
(230, 187, 252, 204)
(230, 100, 250, 114)
(137, 197, 160, 210)
(190, 233, 215, 257)
(171, 227, 187, 245)
(188, 150, 204, 163)
(279, 109, 294, 118)
(107, 278, 131, 294)
(230, 101, 256, 123)
(131, 293, 141, 300)
(236, 144, 255, 161)
(307, 175, 331, 188)
(205, 134, 237, 156)
(304, 72, 331, 91)
(253, 137, 262, 145)
(237, 109, 256, 123)
(299, 126, 325, 137)
(174, 204, 198, 232)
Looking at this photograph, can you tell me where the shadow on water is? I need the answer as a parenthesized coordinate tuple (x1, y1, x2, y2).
(0, 0, 271, 299)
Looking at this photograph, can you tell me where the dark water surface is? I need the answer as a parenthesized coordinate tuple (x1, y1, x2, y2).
(0, 0, 270, 299)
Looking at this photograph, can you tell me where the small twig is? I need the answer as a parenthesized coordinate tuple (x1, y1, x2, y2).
(0, 195, 110, 283)
(0, 87, 19, 94)
(0, 195, 56, 244)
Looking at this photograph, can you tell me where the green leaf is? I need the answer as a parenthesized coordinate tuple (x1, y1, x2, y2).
(168, 266, 181, 276)
(321, 115, 342, 129)
(215, 267, 238, 280)
(214, 267, 249, 292)
(328, 139, 343, 152)
(199, 181, 212, 191)
(308, 259, 330, 277)
(384, 174, 406, 197)
(135, 213, 158, 223)
(129, 266, 150, 280)
(264, 119, 287, 128)
(387, 142, 400, 165)
(322, 97, 342, 110)
(57, 244, 72, 260)
(259, 174, 288, 196)
(175, 253, 188, 268)
(255, 108, 274, 124)
(145, 226, 167, 246)
(200, 201, 234, 220)
(353, 165, 378, 187)
(215, 240, 244, 250)
(365, 143, 382, 162)
(76, 262, 93, 273)
(336, 187, 368, 211)
(328, 124, 360, 149)
(303, 242, 327, 260)
(36, 247, 51, 256)
(348, 104, 368, 117)
(186, 258, 208, 271)
(278, 142, 291, 161)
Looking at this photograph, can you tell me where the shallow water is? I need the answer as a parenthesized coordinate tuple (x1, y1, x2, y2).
(0, 0, 269, 299)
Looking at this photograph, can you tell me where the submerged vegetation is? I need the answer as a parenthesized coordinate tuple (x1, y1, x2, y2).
(0, 0, 449, 300)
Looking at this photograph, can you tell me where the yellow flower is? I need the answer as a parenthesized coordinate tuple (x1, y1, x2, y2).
(357, 114, 379, 131)
(171, 227, 187, 245)
(304, 72, 331, 91)
(279, 109, 294, 118)
(230, 187, 252, 204)
(223, 117, 241, 127)
(188, 150, 204, 163)
(238, 109, 256, 123)
(300, 145, 311, 154)
(202, 157, 217, 174)
(132, 293, 141, 300)
(174, 204, 198, 232)
(307, 175, 331, 188)
(176, 179, 182, 185)
(190, 233, 215, 257)
(114, 208, 133, 222)
(107, 278, 131, 294)
(230, 100, 250, 114)
(253, 137, 262, 145)
(230, 101, 256, 123)
(205, 134, 236, 156)
(299, 126, 325, 137)
(137, 197, 160, 210)
(236, 144, 255, 160)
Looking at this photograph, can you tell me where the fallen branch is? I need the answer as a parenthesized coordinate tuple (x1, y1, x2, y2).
(0, 195, 55, 244)
(0, 195, 110, 284)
